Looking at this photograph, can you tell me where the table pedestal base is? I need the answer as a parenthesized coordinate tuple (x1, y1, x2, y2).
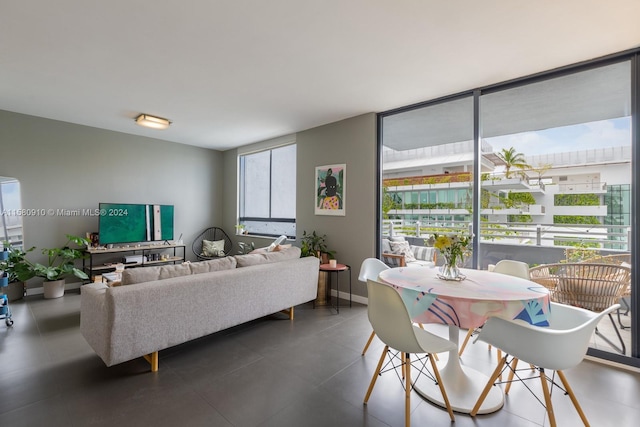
(414, 325, 503, 414)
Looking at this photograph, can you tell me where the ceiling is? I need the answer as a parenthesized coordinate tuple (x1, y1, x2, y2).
(1, 1, 639, 151)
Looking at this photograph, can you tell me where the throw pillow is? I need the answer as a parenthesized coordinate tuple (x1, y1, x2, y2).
(389, 241, 417, 263)
(202, 239, 226, 257)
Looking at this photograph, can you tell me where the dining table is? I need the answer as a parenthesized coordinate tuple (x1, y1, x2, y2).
(378, 266, 551, 414)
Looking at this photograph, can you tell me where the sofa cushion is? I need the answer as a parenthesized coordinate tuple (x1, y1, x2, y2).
(202, 239, 226, 257)
(235, 246, 301, 267)
(189, 256, 237, 274)
(121, 263, 192, 285)
(389, 240, 417, 263)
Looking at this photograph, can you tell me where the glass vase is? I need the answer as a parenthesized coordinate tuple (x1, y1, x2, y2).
(439, 254, 462, 281)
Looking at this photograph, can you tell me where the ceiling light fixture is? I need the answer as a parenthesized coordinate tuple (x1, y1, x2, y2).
(135, 114, 171, 130)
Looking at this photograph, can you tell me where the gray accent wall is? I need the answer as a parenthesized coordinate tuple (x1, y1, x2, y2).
(222, 113, 378, 299)
(0, 110, 222, 290)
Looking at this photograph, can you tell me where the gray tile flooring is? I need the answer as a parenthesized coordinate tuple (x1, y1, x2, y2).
(1, 291, 640, 426)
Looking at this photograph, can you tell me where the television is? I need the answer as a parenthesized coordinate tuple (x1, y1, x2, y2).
(98, 203, 174, 245)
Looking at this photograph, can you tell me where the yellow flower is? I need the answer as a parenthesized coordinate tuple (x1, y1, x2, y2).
(434, 235, 451, 251)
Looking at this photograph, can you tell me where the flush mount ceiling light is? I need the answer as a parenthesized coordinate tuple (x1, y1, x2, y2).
(135, 114, 171, 130)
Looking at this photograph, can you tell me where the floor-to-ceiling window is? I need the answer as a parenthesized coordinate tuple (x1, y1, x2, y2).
(480, 60, 632, 359)
(379, 51, 639, 367)
(380, 95, 474, 248)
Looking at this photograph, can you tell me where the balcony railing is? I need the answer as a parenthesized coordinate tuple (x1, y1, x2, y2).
(383, 219, 630, 251)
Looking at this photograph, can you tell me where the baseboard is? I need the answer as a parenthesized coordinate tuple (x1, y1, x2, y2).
(329, 289, 368, 305)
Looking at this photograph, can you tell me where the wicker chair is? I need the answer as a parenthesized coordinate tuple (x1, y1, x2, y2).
(529, 262, 630, 354)
(581, 253, 632, 324)
(192, 227, 233, 260)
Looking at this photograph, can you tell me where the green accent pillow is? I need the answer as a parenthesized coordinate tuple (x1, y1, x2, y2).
(202, 239, 225, 257)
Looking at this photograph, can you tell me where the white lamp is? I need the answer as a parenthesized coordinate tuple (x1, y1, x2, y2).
(135, 114, 171, 130)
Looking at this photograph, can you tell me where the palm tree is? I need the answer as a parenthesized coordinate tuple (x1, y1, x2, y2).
(497, 147, 529, 178)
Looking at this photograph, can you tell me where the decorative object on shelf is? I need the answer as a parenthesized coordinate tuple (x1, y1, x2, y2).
(315, 164, 346, 216)
(235, 224, 248, 235)
(433, 233, 471, 281)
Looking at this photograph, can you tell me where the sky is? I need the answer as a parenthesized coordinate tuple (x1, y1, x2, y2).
(486, 117, 631, 157)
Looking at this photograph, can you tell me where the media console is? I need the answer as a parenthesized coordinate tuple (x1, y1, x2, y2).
(82, 243, 186, 281)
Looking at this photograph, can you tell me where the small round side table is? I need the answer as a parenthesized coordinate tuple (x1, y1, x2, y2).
(318, 263, 351, 313)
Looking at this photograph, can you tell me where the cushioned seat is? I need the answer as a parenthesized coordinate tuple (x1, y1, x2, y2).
(192, 227, 233, 260)
(381, 237, 436, 268)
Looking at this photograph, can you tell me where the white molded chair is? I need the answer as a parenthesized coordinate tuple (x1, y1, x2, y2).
(363, 279, 456, 426)
(470, 302, 620, 427)
(459, 259, 531, 356)
(358, 258, 390, 355)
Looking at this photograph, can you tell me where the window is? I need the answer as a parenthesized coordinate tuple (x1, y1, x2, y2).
(238, 144, 296, 238)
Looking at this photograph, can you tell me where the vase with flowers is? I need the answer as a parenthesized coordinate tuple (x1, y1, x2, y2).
(433, 233, 471, 281)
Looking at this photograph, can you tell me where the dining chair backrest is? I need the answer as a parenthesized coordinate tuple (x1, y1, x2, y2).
(367, 279, 449, 354)
(358, 258, 390, 283)
(477, 302, 620, 371)
(493, 260, 530, 280)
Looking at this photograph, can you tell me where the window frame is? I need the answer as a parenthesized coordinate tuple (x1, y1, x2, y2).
(237, 139, 296, 238)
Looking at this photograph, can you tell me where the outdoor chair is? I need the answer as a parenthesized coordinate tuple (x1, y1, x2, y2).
(471, 302, 620, 427)
(363, 279, 455, 426)
(381, 236, 437, 268)
(580, 253, 632, 327)
(529, 262, 630, 354)
(192, 227, 233, 261)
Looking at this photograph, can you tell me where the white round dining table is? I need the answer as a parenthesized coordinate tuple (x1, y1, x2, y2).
(378, 266, 550, 414)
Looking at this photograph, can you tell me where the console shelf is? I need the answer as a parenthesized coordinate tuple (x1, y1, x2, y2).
(83, 244, 186, 281)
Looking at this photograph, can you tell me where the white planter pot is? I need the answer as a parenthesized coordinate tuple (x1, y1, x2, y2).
(43, 279, 65, 299)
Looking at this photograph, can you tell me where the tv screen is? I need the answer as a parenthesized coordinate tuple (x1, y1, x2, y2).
(99, 203, 174, 245)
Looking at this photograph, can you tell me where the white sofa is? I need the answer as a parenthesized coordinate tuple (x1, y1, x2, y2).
(381, 236, 437, 267)
(80, 247, 318, 371)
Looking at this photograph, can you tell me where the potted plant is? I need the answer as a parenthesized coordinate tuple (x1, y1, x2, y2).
(30, 234, 90, 299)
(237, 241, 255, 254)
(0, 242, 35, 301)
(300, 230, 336, 263)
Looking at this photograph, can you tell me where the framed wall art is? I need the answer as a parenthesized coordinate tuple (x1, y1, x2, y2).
(315, 164, 345, 216)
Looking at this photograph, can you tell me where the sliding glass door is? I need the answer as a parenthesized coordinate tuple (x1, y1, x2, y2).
(480, 60, 632, 357)
(379, 53, 638, 365)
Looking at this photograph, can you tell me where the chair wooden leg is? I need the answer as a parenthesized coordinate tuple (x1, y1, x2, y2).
(458, 328, 474, 356)
(401, 352, 406, 379)
(364, 346, 388, 404)
(557, 370, 590, 426)
(429, 353, 455, 421)
(471, 355, 507, 416)
(405, 353, 411, 427)
(539, 368, 557, 427)
(362, 330, 376, 355)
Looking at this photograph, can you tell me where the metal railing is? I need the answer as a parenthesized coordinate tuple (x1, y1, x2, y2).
(383, 219, 630, 251)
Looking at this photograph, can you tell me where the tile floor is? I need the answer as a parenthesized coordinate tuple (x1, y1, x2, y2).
(1, 292, 639, 427)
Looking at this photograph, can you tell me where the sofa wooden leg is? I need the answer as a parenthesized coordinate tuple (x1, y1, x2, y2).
(143, 351, 159, 372)
(280, 306, 294, 320)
